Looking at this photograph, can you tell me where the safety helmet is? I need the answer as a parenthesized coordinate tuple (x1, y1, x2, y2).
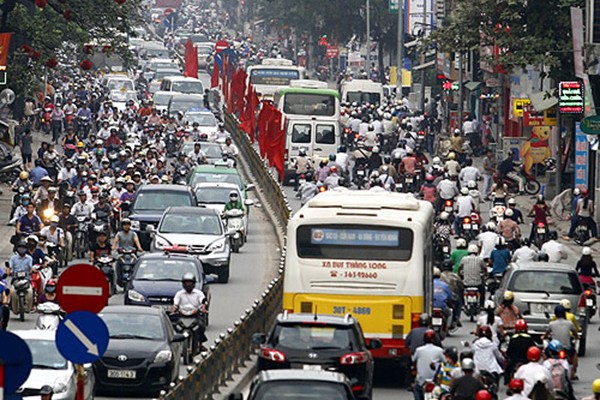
(406, 147, 414, 155)
(45, 278, 57, 293)
(467, 180, 477, 189)
(425, 174, 434, 182)
(583, 246, 592, 256)
(448, 152, 456, 160)
(486, 222, 496, 231)
(418, 313, 431, 327)
(229, 190, 239, 198)
(26, 234, 39, 243)
(509, 379, 524, 392)
(484, 300, 495, 310)
(478, 325, 492, 338)
(546, 339, 564, 356)
(454, 128, 461, 135)
(592, 379, 600, 394)
(181, 272, 196, 283)
(468, 244, 479, 254)
(507, 198, 517, 206)
(503, 290, 514, 301)
(461, 358, 475, 371)
(40, 176, 53, 183)
(527, 346, 541, 362)
(19, 171, 29, 180)
(456, 238, 467, 248)
(433, 267, 441, 278)
(504, 208, 514, 217)
(77, 141, 85, 148)
(329, 153, 336, 161)
(372, 146, 380, 153)
(444, 346, 459, 363)
(439, 211, 449, 221)
(514, 319, 528, 333)
(460, 187, 469, 195)
(423, 329, 436, 343)
(560, 298, 572, 310)
(121, 218, 132, 225)
(116, 177, 126, 184)
(475, 390, 491, 400)
(50, 215, 59, 223)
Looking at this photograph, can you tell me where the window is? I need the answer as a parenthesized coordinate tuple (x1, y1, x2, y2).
(196, 187, 240, 204)
(250, 68, 300, 86)
(133, 191, 192, 211)
(172, 81, 204, 94)
(291, 124, 311, 143)
(271, 324, 354, 351)
(509, 271, 582, 295)
(27, 339, 67, 370)
(316, 124, 335, 144)
(160, 213, 222, 235)
(254, 381, 348, 400)
(283, 93, 336, 116)
(134, 259, 199, 281)
(346, 92, 381, 105)
(101, 313, 165, 340)
(191, 172, 243, 188)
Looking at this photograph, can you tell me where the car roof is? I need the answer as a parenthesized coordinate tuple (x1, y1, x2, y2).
(185, 110, 214, 116)
(165, 206, 220, 216)
(256, 369, 349, 384)
(149, 58, 177, 64)
(12, 329, 57, 341)
(100, 305, 164, 315)
(509, 262, 576, 272)
(170, 94, 204, 101)
(164, 76, 202, 82)
(194, 182, 240, 190)
(275, 312, 356, 326)
(191, 165, 240, 174)
(137, 252, 200, 262)
(138, 184, 193, 193)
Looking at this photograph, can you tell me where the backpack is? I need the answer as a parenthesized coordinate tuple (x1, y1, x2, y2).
(548, 358, 567, 390)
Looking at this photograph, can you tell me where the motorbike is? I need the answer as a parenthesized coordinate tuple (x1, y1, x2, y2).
(489, 203, 506, 224)
(64, 111, 75, 130)
(581, 280, 597, 321)
(10, 186, 29, 220)
(531, 221, 549, 249)
(116, 249, 137, 288)
(169, 304, 208, 365)
(45, 242, 63, 274)
(77, 115, 91, 139)
(12, 270, 31, 322)
(400, 172, 417, 193)
(74, 216, 90, 259)
(165, 131, 180, 156)
(96, 255, 116, 296)
(463, 287, 481, 322)
(443, 199, 454, 215)
(460, 213, 480, 242)
(35, 302, 63, 330)
(173, 166, 189, 185)
(0, 155, 23, 185)
(433, 234, 451, 265)
(224, 209, 245, 252)
(501, 170, 541, 195)
(431, 307, 455, 340)
(574, 219, 591, 245)
(486, 273, 503, 298)
(353, 165, 368, 189)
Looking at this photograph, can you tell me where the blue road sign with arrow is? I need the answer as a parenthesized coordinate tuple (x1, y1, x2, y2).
(0, 330, 32, 394)
(56, 311, 109, 364)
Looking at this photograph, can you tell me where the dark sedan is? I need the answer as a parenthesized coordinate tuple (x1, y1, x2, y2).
(94, 306, 184, 396)
(124, 252, 211, 323)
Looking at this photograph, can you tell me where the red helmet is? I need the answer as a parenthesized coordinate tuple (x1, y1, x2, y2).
(581, 188, 589, 196)
(514, 319, 528, 333)
(329, 166, 338, 174)
(423, 329, 436, 343)
(527, 346, 542, 362)
(509, 379, 524, 392)
(478, 325, 492, 339)
(475, 390, 492, 400)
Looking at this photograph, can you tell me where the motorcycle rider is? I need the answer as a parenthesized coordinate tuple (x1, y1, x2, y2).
(440, 261, 464, 328)
(498, 150, 525, 194)
(411, 329, 445, 400)
(433, 267, 454, 326)
(13, 171, 32, 192)
(511, 238, 538, 262)
(33, 176, 53, 207)
(89, 230, 111, 264)
(514, 346, 553, 396)
(58, 204, 76, 262)
(7, 241, 33, 314)
(436, 174, 459, 213)
(576, 246, 599, 289)
(112, 218, 143, 254)
(458, 158, 481, 188)
(507, 197, 524, 224)
(323, 166, 341, 189)
(445, 152, 460, 178)
(57, 159, 76, 184)
(30, 159, 49, 187)
(224, 191, 245, 213)
(296, 172, 319, 206)
(458, 244, 487, 306)
(170, 273, 208, 350)
(17, 203, 43, 237)
(472, 325, 504, 384)
(568, 188, 598, 241)
(188, 142, 207, 165)
(449, 358, 485, 400)
(26, 234, 46, 266)
(528, 194, 550, 242)
(478, 223, 498, 262)
(119, 180, 136, 204)
(505, 319, 537, 384)
(39, 215, 65, 249)
(454, 187, 476, 237)
(490, 236, 511, 276)
(544, 305, 578, 380)
(92, 192, 113, 238)
(542, 340, 571, 392)
(38, 278, 58, 304)
(496, 290, 522, 331)
(505, 379, 528, 400)
(419, 174, 437, 204)
(498, 208, 520, 249)
(406, 313, 442, 354)
(109, 177, 126, 204)
(540, 231, 567, 262)
(476, 300, 504, 346)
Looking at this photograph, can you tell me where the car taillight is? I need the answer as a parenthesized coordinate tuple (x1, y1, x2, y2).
(585, 289, 593, 297)
(578, 294, 587, 308)
(424, 382, 436, 393)
(351, 385, 365, 393)
(340, 352, 369, 365)
(259, 348, 286, 362)
(412, 313, 421, 328)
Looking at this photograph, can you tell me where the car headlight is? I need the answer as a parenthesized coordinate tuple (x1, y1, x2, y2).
(127, 290, 145, 302)
(130, 220, 140, 230)
(153, 349, 173, 363)
(53, 376, 70, 393)
(207, 238, 226, 252)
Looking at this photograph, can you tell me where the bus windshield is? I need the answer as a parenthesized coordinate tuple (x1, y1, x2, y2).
(346, 92, 381, 105)
(296, 224, 413, 261)
(250, 68, 300, 86)
(283, 93, 336, 117)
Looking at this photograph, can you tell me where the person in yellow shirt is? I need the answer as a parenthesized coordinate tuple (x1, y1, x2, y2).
(554, 298, 580, 332)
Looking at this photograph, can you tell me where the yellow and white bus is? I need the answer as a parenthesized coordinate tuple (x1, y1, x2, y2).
(283, 188, 434, 360)
(247, 58, 305, 100)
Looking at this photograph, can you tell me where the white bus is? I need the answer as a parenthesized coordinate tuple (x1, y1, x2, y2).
(340, 79, 384, 105)
(283, 188, 434, 361)
(274, 80, 341, 121)
(247, 58, 305, 100)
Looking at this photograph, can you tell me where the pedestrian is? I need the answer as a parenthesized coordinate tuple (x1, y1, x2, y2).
(20, 128, 33, 170)
(482, 150, 497, 200)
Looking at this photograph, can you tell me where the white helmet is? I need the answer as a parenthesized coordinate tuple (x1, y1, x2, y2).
(574, 187, 581, 196)
(454, 128, 461, 135)
(432, 157, 441, 165)
(508, 198, 517, 206)
(467, 180, 477, 189)
(406, 147, 414, 155)
(460, 187, 469, 195)
(372, 146, 380, 153)
(456, 238, 467, 248)
(439, 211, 449, 221)
(486, 222, 497, 231)
(560, 298, 572, 310)
(583, 246, 592, 256)
(433, 267, 441, 278)
(504, 208, 514, 217)
(484, 300, 495, 310)
(468, 244, 479, 254)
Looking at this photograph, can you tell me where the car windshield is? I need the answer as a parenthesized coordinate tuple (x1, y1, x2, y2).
(27, 339, 68, 370)
(134, 191, 192, 211)
(160, 213, 223, 235)
(182, 143, 222, 158)
(172, 81, 204, 94)
(254, 381, 348, 400)
(153, 93, 173, 106)
(107, 80, 134, 92)
(198, 46, 212, 55)
(134, 259, 199, 281)
(170, 99, 203, 114)
(101, 313, 165, 340)
(195, 187, 238, 204)
(190, 171, 243, 189)
(509, 270, 582, 295)
(186, 113, 216, 126)
(271, 324, 355, 351)
(150, 61, 176, 70)
(155, 69, 182, 80)
(109, 91, 137, 102)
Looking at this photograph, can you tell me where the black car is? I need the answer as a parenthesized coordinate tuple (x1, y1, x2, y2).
(128, 184, 197, 250)
(229, 370, 357, 400)
(253, 313, 380, 400)
(124, 252, 211, 323)
(94, 305, 184, 396)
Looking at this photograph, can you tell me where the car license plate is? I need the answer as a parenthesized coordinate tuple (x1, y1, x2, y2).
(442, 246, 449, 253)
(472, 225, 479, 231)
(406, 178, 413, 183)
(432, 317, 443, 326)
(303, 365, 322, 371)
(467, 296, 477, 302)
(587, 299, 594, 306)
(357, 170, 365, 176)
(445, 207, 453, 212)
(107, 369, 136, 379)
(532, 303, 553, 314)
(463, 224, 471, 229)
(537, 228, 546, 234)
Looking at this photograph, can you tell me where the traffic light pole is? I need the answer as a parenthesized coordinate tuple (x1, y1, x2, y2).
(396, 0, 404, 95)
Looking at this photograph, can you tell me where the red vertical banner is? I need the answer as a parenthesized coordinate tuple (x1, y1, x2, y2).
(222, 56, 229, 108)
(266, 110, 285, 181)
(0, 33, 11, 67)
(183, 39, 198, 78)
(257, 102, 273, 157)
(249, 89, 259, 143)
(236, 69, 247, 116)
(210, 63, 219, 88)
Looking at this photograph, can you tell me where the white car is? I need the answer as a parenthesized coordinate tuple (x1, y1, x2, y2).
(184, 111, 218, 140)
(152, 90, 179, 114)
(194, 182, 253, 238)
(108, 90, 138, 112)
(15, 330, 95, 400)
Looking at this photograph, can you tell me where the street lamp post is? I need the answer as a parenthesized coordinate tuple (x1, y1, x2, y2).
(366, 0, 370, 73)
(396, 0, 404, 95)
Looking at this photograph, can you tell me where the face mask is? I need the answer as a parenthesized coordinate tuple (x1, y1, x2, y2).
(17, 248, 26, 256)
(27, 244, 36, 250)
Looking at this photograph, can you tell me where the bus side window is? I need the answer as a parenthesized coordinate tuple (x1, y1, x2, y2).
(292, 124, 311, 143)
(316, 125, 335, 144)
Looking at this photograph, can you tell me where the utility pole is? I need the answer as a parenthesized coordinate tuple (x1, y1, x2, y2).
(419, 0, 427, 112)
(366, 0, 371, 73)
(396, 0, 404, 95)
(458, 52, 464, 130)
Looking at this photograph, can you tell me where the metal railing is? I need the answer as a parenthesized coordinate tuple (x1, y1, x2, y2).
(160, 114, 290, 399)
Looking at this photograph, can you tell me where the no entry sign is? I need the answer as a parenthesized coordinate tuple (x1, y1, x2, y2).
(57, 264, 109, 314)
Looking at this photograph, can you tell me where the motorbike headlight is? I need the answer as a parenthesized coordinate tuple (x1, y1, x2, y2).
(127, 290, 145, 302)
(130, 220, 140, 230)
(153, 349, 173, 363)
(207, 238, 226, 252)
(53, 376, 70, 393)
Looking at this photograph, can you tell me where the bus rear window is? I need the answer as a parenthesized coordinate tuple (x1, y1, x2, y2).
(283, 93, 336, 116)
(250, 69, 300, 86)
(297, 225, 413, 261)
(346, 92, 381, 105)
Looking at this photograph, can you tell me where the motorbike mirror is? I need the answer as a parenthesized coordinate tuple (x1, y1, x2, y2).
(0, 88, 15, 107)
(244, 199, 254, 207)
(252, 333, 266, 345)
(226, 228, 237, 237)
(245, 184, 255, 191)
(597, 363, 600, 370)
(228, 394, 243, 400)
(173, 333, 186, 343)
(145, 225, 156, 233)
(368, 338, 383, 350)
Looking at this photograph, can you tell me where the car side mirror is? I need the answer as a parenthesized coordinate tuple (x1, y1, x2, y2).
(252, 333, 266, 345)
(245, 184, 255, 191)
(368, 338, 382, 350)
(228, 394, 243, 400)
(226, 228, 236, 237)
(173, 333, 186, 343)
(244, 199, 254, 207)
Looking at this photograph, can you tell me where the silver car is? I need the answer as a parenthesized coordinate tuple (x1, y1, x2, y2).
(494, 262, 588, 355)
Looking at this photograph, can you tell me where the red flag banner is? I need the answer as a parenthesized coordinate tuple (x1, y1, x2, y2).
(257, 102, 273, 158)
(0, 33, 11, 67)
(266, 111, 285, 181)
(210, 63, 219, 88)
(249, 89, 259, 143)
(183, 39, 198, 78)
(236, 69, 247, 116)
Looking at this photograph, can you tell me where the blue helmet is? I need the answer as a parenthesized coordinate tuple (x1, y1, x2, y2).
(545, 339, 564, 357)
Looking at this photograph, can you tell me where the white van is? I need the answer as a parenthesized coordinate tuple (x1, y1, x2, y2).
(159, 76, 204, 94)
(284, 118, 340, 183)
(340, 79, 384, 105)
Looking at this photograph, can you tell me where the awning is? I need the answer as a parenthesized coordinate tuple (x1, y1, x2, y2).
(412, 60, 435, 71)
(464, 81, 482, 91)
(528, 91, 558, 112)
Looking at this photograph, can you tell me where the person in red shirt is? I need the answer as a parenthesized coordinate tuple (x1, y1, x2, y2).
(528, 194, 550, 242)
(400, 147, 417, 175)
(105, 128, 122, 147)
(419, 174, 437, 203)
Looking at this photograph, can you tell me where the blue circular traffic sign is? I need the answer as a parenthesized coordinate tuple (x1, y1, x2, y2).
(56, 311, 110, 364)
(0, 330, 33, 394)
